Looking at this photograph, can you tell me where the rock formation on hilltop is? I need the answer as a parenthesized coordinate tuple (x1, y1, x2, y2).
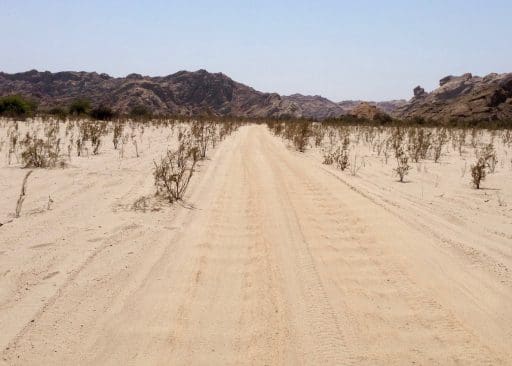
(395, 72, 512, 122)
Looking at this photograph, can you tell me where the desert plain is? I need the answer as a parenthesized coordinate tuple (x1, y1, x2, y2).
(0, 118, 511, 365)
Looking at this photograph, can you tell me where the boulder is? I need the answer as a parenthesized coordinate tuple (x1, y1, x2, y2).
(413, 86, 426, 98)
(349, 102, 389, 121)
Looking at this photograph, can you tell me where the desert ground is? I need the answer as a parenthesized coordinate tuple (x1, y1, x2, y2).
(0, 118, 511, 365)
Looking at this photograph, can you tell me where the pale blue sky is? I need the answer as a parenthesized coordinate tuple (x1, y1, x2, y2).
(1, 0, 511, 101)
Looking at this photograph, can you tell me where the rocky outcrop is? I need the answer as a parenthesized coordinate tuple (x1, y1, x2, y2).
(348, 102, 390, 121)
(413, 86, 427, 98)
(395, 73, 512, 122)
(339, 99, 406, 115)
(280, 94, 346, 120)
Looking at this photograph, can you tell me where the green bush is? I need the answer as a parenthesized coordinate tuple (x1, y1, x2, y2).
(129, 105, 152, 119)
(0, 95, 36, 117)
(91, 105, 115, 120)
(48, 107, 68, 120)
(69, 99, 91, 116)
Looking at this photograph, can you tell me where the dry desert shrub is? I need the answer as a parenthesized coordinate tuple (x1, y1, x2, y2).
(266, 119, 283, 136)
(15, 170, 33, 217)
(471, 158, 486, 189)
(153, 137, 198, 203)
(349, 154, 365, 176)
(394, 146, 410, 182)
(338, 151, 350, 171)
(218, 122, 237, 140)
(323, 146, 350, 171)
(322, 147, 336, 165)
(293, 123, 312, 152)
(502, 130, 512, 147)
(112, 121, 124, 149)
(327, 129, 337, 147)
(20, 122, 64, 168)
(191, 121, 215, 159)
(432, 128, 448, 163)
(390, 127, 405, 158)
(470, 143, 498, 189)
(456, 129, 467, 156)
(77, 120, 107, 155)
(275, 121, 313, 152)
(312, 124, 325, 147)
(407, 128, 432, 162)
(481, 143, 498, 173)
(6, 122, 20, 164)
(470, 128, 481, 149)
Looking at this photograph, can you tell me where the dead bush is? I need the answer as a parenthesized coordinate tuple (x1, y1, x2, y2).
(20, 123, 64, 168)
(338, 150, 350, 171)
(480, 143, 498, 173)
(191, 121, 212, 159)
(322, 147, 337, 165)
(322, 146, 349, 171)
(433, 128, 448, 163)
(112, 121, 124, 149)
(470, 143, 498, 189)
(15, 170, 33, 217)
(153, 141, 198, 203)
(471, 158, 486, 189)
(394, 147, 410, 182)
(293, 122, 312, 152)
(407, 128, 432, 162)
(79, 120, 107, 155)
(312, 124, 325, 147)
(349, 154, 364, 176)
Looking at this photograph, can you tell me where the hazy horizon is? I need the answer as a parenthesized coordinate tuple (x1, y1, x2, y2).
(1, 0, 511, 101)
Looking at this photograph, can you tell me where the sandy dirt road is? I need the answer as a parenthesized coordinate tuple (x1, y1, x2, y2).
(1, 125, 511, 365)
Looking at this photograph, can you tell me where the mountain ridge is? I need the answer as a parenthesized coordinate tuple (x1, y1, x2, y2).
(2, 69, 511, 122)
(0, 69, 400, 120)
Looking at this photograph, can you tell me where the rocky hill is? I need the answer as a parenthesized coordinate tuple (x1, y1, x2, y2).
(0, 69, 280, 117)
(395, 73, 512, 122)
(0, 69, 349, 120)
(3, 69, 510, 122)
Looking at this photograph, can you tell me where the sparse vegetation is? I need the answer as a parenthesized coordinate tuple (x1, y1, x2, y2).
(394, 148, 411, 182)
(153, 137, 198, 203)
(129, 105, 152, 120)
(471, 157, 486, 189)
(0, 95, 36, 118)
(470, 143, 498, 189)
(15, 170, 33, 217)
(91, 105, 115, 121)
(266, 119, 512, 192)
(20, 122, 63, 168)
(69, 99, 91, 116)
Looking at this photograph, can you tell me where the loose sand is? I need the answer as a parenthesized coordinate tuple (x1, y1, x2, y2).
(1, 122, 511, 364)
